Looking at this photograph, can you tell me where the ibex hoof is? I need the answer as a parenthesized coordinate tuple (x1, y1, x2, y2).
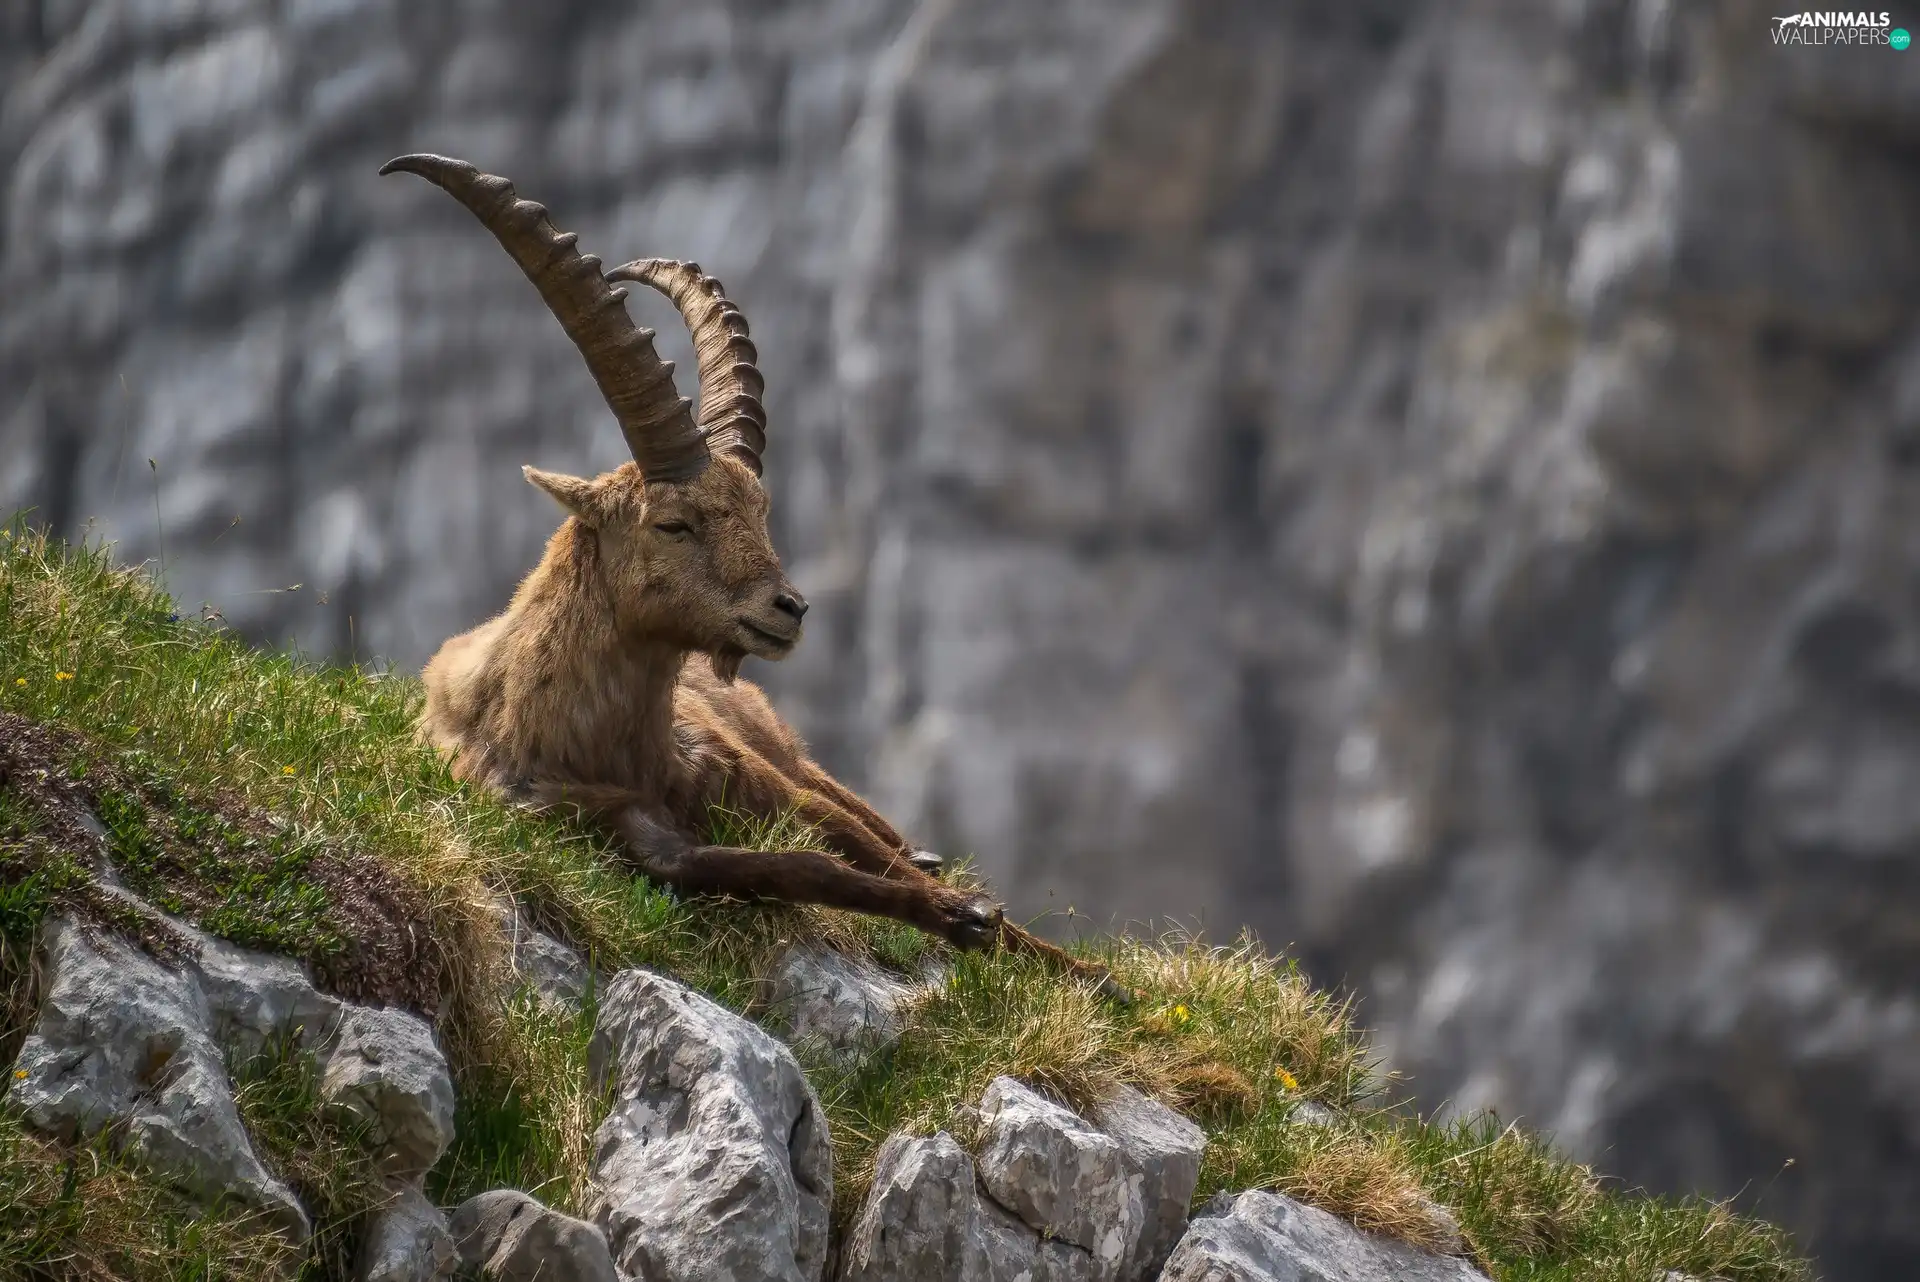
(907, 849, 945, 874)
(943, 897, 1004, 951)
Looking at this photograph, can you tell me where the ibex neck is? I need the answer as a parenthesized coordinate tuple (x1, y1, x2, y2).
(469, 521, 688, 794)
(521, 610, 685, 781)
(522, 529, 687, 783)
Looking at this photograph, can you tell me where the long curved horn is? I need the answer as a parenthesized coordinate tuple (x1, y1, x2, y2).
(380, 155, 711, 483)
(605, 259, 767, 476)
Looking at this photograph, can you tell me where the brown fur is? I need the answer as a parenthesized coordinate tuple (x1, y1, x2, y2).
(421, 455, 1110, 981)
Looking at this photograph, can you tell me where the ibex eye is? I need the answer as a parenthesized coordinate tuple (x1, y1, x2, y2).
(654, 520, 693, 536)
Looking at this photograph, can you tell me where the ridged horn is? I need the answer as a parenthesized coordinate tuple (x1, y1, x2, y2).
(605, 259, 767, 476)
(379, 154, 711, 483)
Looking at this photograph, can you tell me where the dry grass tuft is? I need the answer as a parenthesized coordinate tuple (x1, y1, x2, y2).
(1270, 1123, 1458, 1251)
(1105, 935, 1377, 1116)
(1163, 1059, 1259, 1115)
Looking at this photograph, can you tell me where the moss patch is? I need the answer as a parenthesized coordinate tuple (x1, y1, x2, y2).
(0, 710, 438, 1015)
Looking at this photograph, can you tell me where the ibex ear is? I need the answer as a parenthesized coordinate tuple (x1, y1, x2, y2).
(524, 467, 600, 525)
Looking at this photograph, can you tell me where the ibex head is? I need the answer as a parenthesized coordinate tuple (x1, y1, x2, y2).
(383, 155, 805, 679)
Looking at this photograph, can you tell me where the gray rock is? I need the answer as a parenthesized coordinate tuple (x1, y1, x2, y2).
(1160, 1190, 1491, 1282)
(766, 944, 919, 1063)
(976, 1077, 1143, 1279)
(1418, 1197, 1468, 1259)
(7, 906, 462, 1236)
(357, 1181, 456, 1282)
(449, 1189, 618, 1282)
(512, 930, 593, 1010)
(494, 899, 594, 1010)
(7, 918, 310, 1240)
(836, 1126, 1108, 1282)
(1088, 1086, 1206, 1280)
(1287, 1101, 1344, 1131)
(973, 1194, 1099, 1282)
(195, 931, 341, 1059)
(838, 1132, 981, 1282)
(1194, 1191, 1236, 1222)
(318, 1005, 456, 1177)
(587, 968, 832, 1282)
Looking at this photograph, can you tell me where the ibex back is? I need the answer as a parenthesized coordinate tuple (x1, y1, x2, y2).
(388, 155, 1115, 991)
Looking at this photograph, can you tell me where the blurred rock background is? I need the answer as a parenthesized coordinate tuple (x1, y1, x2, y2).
(4, 0, 1918, 1274)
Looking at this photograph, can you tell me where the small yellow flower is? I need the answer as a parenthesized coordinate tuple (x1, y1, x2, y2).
(282, 765, 297, 776)
(54, 671, 73, 682)
(1274, 1066, 1299, 1091)
(12, 677, 23, 687)
(1172, 1004, 1190, 1024)
(12, 1068, 26, 1080)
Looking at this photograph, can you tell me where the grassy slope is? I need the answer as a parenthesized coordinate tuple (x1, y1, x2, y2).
(0, 524, 1807, 1282)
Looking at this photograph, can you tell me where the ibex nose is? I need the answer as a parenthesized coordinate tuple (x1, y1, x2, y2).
(774, 591, 809, 622)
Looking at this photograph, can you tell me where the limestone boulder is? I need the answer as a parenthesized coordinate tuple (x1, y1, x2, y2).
(838, 1132, 981, 1282)
(356, 1181, 457, 1282)
(1089, 1085, 1206, 1280)
(449, 1189, 618, 1282)
(6, 918, 310, 1240)
(318, 1004, 456, 1177)
(836, 1127, 1102, 1282)
(1288, 1101, 1344, 1131)
(195, 932, 342, 1059)
(587, 968, 832, 1282)
(1160, 1190, 1492, 1282)
(976, 1077, 1143, 1279)
(8, 900, 460, 1239)
(973, 1194, 1101, 1282)
(765, 944, 920, 1063)
(495, 899, 595, 1010)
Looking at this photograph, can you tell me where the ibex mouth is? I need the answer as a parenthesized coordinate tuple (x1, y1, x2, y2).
(737, 620, 798, 655)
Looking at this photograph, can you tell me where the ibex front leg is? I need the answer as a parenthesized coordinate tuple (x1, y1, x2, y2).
(781, 771, 1132, 1000)
(616, 809, 1004, 950)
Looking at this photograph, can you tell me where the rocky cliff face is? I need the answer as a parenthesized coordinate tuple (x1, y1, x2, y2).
(4, 1, 1918, 1273)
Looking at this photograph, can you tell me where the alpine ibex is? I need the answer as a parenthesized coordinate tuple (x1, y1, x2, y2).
(387, 155, 1114, 991)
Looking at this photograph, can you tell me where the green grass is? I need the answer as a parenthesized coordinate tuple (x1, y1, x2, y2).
(0, 521, 1810, 1282)
(228, 1037, 384, 1282)
(428, 988, 604, 1212)
(0, 794, 88, 1064)
(92, 776, 338, 960)
(0, 1106, 295, 1282)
